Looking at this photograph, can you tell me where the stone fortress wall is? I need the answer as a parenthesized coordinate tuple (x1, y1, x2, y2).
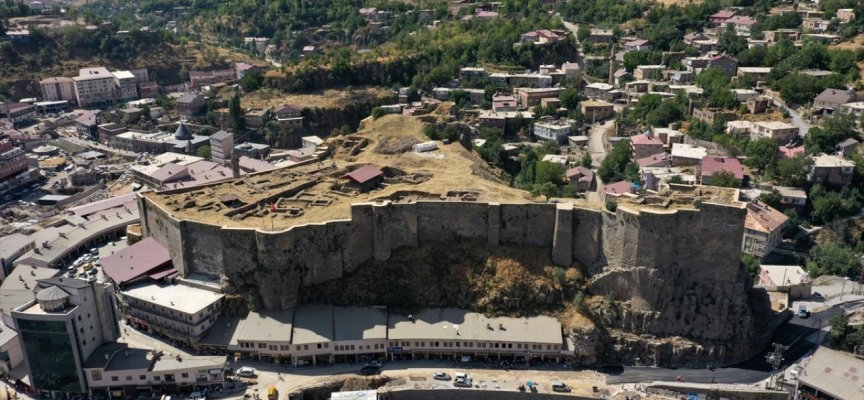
(137, 195, 774, 364)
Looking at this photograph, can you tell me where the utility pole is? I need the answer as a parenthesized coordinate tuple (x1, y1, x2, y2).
(765, 343, 789, 390)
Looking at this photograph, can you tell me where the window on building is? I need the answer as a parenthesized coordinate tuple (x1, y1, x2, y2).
(154, 376, 161, 381)
(111, 376, 119, 382)
(296, 346, 301, 351)
(317, 344, 321, 349)
(324, 343, 328, 349)
(139, 375, 146, 380)
(181, 373, 189, 378)
(350, 345, 355, 350)
(126, 376, 132, 381)
(304, 345, 308, 350)
(91, 370, 103, 381)
(546, 345, 551, 350)
(517, 344, 522, 349)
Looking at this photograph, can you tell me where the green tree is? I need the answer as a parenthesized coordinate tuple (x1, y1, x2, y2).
(240, 70, 263, 92)
(577, 26, 591, 42)
(741, 254, 761, 281)
(605, 200, 617, 212)
(709, 170, 741, 188)
(197, 145, 211, 160)
(530, 182, 559, 202)
(805, 110, 858, 152)
(623, 162, 641, 183)
(580, 152, 592, 168)
(758, 189, 782, 209)
(228, 94, 245, 131)
(371, 107, 386, 120)
(745, 138, 780, 173)
(560, 88, 581, 110)
(806, 241, 860, 278)
(668, 175, 684, 184)
(829, 312, 849, 346)
(140, 105, 151, 121)
(535, 161, 564, 185)
(776, 155, 813, 187)
(598, 140, 631, 182)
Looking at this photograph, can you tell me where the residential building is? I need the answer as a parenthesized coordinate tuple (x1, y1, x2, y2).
(233, 142, 271, 160)
(11, 276, 120, 395)
(775, 186, 807, 209)
(74, 67, 116, 108)
(121, 282, 224, 346)
(533, 118, 574, 143)
(813, 89, 857, 116)
(175, 93, 206, 120)
(273, 104, 303, 133)
(83, 343, 227, 397)
(630, 133, 664, 160)
(764, 29, 798, 43)
(131, 160, 234, 190)
(0, 103, 36, 124)
(634, 65, 665, 80)
(492, 95, 518, 112)
(459, 67, 488, 83)
(723, 15, 758, 36)
(519, 30, 562, 44)
(746, 96, 773, 114)
(701, 156, 744, 186)
(137, 81, 160, 99)
(602, 181, 636, 201)
(235, 62, 260, 80)
(74, 110, 100, 139)
(40, 77, 77, 105)
(670, 71, 694, 85)
(802, 33, 842, 45)
(741, 200, 788, 259)
(840, 101, 864, 125)
(0, 233, 35, 280)
(587, 29, 614, 43)
(795, 346, 863, 400)
(708, 54, 738, 77)
(585, 83, 614, 99)
(709, 10, 736, 25)
(0, 320, 23, 375)
(111, 70, 138, 103)
(809, 153, 855, 186)
(515, 88, 563, 107)
(581, 100, 614, 122)
(210, 130, 234, 165)
(623, 39, 653, 51)
(642, 166, 694, 189)
(836, 9, 855, 23)
(243, 108, 271, 128)
(837, 138, 859, 156)
(684, 57, 711, 73)
(636, 153, 671, 168)
(566, 166, 593, 191)
(802, 18, 830, 32)
(692, 107, 736, 124)
(0, 145, 27, 185)
(683, 32, 708, 46)
(302, 136, 324, 149)
(188, 69, 234, 87)
(751, 121, 798, 144)
(731, 88, 759, 103)
(671, 143, 708, 166)
(736, 67, 772, 82)
(758, 265, 811, 299)
(238, 156, 276, 173)
(387, 308, 563, 363)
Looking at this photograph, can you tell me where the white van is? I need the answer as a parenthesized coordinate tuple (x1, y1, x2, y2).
(236, 367, 255, 377)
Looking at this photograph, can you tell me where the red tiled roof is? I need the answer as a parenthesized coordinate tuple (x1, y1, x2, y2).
(701, 156, 744, 180)
(779, 146, 804, 158)
(342, 165, 384, 184)
(566, 166, 594, 182)
(603, 180, 634, 195)
(630, 133, 663, 146)
(710, 10, 736, 19)
(100, 237, 173, 286)
(636, 153, 670, 167)
(744, 200, 788, 233)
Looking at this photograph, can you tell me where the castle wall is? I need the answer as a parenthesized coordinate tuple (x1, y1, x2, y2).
(137, 196, 748, 312)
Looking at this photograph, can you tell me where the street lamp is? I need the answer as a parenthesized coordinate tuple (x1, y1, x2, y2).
(840, 277, 850, 301)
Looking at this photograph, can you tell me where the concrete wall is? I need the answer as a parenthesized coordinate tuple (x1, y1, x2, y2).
(388, 390, 586, 400)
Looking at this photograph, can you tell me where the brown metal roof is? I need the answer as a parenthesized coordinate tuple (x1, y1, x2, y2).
(100, 237, 173, 286)
(342, 165, 383, 184)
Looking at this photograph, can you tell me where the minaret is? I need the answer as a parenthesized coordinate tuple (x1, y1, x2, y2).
(231, 153, 240, 179)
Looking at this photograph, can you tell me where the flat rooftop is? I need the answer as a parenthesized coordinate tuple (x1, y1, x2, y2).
(122, 282, 224, 315)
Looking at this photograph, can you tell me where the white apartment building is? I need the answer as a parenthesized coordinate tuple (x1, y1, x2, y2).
(112, 71, 138, 104)
(209, 130, 234, 165)
(40, 77, 77, 105)
(74, 67, 116, 108)
(120, 282, 225, 347)
(533, 118, 575, 144)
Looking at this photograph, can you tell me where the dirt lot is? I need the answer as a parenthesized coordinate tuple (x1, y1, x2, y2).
(144, 107, 532, 230)
(241, 87, 392, 110)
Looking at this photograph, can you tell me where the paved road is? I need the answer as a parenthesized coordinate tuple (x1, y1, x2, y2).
(560, 18, 584, 69)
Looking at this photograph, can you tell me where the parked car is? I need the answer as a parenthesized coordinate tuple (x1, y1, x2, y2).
(552, 382, 571, 392)
(433, 372, 451, 381)
(359, 366, 380, 376)
(798, 305, 809, 318)
(365, 360, 382, 368)
(455, 372, 469, 380)
(236, 367, 255, 377)
(453, 377, 473, 388)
